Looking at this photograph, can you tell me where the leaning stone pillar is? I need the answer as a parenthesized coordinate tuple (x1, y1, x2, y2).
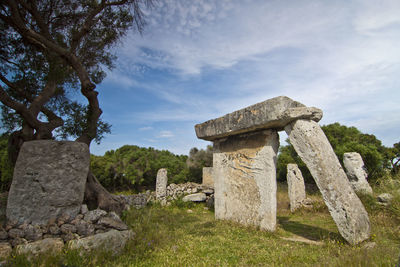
(285, 119, 370, 245)
(213, 130, 279, 231)
(287, 163, 307, 212)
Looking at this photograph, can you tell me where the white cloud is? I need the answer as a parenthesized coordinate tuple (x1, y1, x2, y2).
(138, 126, 153, 131)
(158, 130, 174, 138)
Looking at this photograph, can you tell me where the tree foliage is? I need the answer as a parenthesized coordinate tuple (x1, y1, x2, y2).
(0, 0, 151, 162)
(89, 145, 213, 192)
(186, 145, 213, 183)
(277, 123, 393, 184)
(91, 145, 187, 192)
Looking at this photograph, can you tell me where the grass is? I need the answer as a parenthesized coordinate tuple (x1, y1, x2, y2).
(4, 181, 400, 266)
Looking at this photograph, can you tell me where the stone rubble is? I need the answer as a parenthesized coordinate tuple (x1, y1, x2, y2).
(0, 205, 131, 259)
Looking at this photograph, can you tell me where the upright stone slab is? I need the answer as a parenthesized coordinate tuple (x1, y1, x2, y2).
(285, 119, 370, 245)
(7, 140, 89, 225)
(287, 164, 307, 212)
(343, 152, 373, 195)
(156, 168, 168, 200)
(213, 130, 279, 231)
(202, 167, 214, 187)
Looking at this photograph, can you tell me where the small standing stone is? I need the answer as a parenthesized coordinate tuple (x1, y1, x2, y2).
(202, 167, 214, 187)
(343, 152, 373, 195)
(287, 164, 307, 212)
(156, 168, 168, 200)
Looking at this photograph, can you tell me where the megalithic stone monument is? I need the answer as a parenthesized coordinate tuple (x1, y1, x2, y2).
(195, 96, 370, 245)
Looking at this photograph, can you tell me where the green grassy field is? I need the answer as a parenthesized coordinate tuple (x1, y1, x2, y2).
(6, 180, 400, 266)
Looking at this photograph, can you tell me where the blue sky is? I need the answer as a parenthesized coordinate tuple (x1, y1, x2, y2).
(91, 0, 400, 156)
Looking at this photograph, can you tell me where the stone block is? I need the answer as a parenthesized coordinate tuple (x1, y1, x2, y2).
(285, 119, 370, 245)
(287, 164, 307, 212)
(213, 129, 279, 231)
(182, 193, 207, 202)
(195, 96, 322, 141)
(16, 238, 64, 259)
(67, 229, 134, 256)
(156, 168, 168, 200)
(202, 167, 214, 187)
(6, 140, 89, 225)
(343, 152, 373, 195)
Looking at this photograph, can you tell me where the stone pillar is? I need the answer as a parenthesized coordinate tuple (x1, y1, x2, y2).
(285, 119, 370, 245)
(213, 130, 279, 231)
(343, 152, 373, 195)
(287, 164, 307, 212)
(7, 140, 90, 225)
(155, 168, 168, 200)
(202, 167, 214, 187)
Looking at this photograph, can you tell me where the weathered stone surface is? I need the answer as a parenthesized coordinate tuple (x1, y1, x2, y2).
(0, 231, 7, 240)
(285, 119, 370, 245)
(343, 152, 373, 195)
(48, 225, 61, 235)
(16, 238, 63, 259)
(6, 140, 90, 225)
(213, 130, 279, 231)
(97, 217, 128, 231)
(80, 204, 89, 215)
(0, 243, 11, 259)
(287, 164, 307, 212)
(8, 228, 24, 239)
(83, 209, 107, 223)
(75, 221, 95, 237)
(60, 224, 77, 234)
(67, 229, 134, 255)
(202, 167, 214, 187)
(0, 242, 12, 259)
(182, 193, 207, 202)
(24, 225, 43, 241)
(377, 193, 393, 206)
(156, 168, 168, 200)
(195, 96, 322, 141)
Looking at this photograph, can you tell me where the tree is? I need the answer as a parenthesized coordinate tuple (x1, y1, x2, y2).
(186, 145, 213, 183)
(0, 0, 151, 212)
(388, 142, 400, 175)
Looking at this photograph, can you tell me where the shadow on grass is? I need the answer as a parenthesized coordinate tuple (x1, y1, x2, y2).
(278, 216, 344, 243)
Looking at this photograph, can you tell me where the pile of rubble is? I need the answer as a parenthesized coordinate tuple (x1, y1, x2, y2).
(0, 204, 131, 259)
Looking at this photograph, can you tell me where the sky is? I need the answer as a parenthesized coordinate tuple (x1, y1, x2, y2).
(91, 0, 400, 156)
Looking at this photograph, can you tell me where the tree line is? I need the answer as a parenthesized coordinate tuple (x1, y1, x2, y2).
(0, 123, 398, 192)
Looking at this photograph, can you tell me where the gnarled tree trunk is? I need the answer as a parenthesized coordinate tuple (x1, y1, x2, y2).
(84, 171, 125, 214)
